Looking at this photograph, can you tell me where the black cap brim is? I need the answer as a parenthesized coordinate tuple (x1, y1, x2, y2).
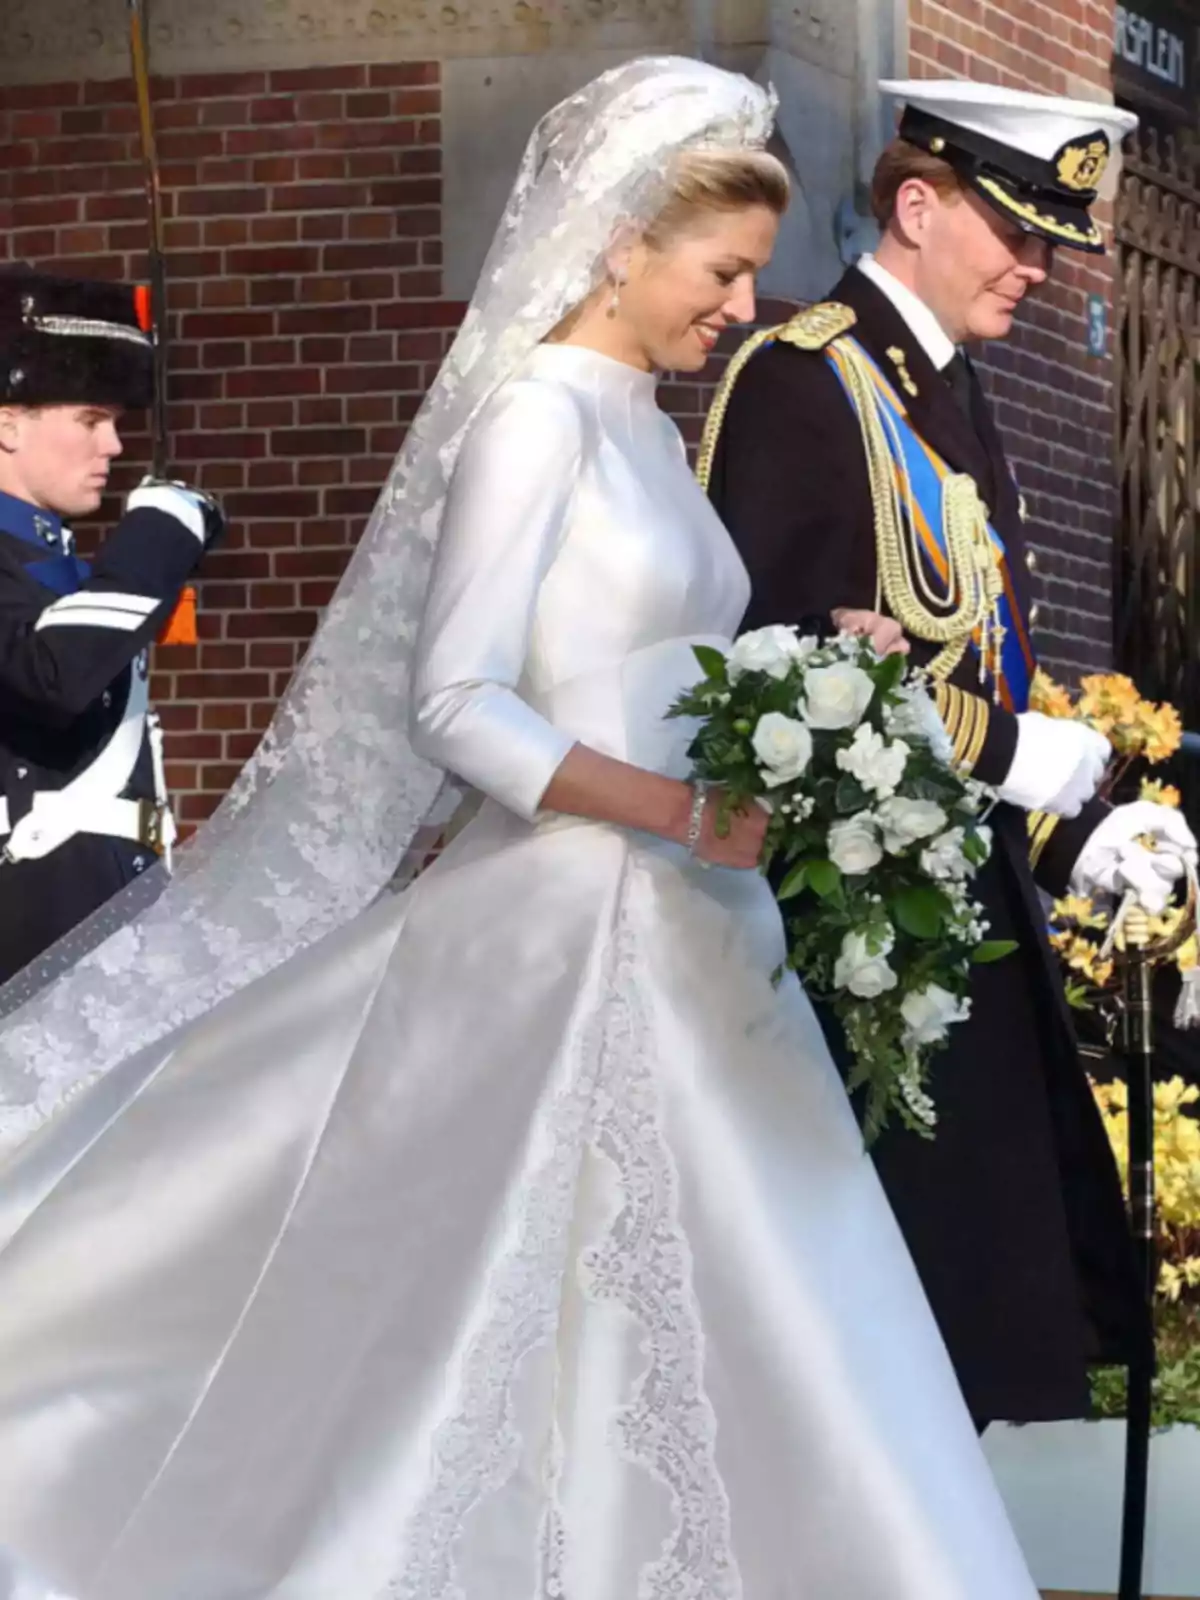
(967, 169, 1104, 254)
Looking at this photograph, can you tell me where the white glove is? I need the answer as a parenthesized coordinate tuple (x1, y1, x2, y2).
(1071, 801, 1199, 915)
(126, 479, 223, 547)
(997, 712, 1110, 817)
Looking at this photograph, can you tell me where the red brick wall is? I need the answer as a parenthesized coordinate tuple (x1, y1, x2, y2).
(0, 18, 1127, 829)
(0, 61, 764, 827)
(0, 63, 456, 827)
(911, 0, 1122, 680)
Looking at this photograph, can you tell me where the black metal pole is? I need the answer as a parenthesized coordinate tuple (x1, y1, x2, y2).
(1118, 948, 1157, 1600)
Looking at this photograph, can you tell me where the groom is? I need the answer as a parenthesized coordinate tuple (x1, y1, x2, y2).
(705, 81, 1197, 1427)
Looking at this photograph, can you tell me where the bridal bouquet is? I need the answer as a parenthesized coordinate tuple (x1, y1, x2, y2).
(669, 627, 1012, 1141)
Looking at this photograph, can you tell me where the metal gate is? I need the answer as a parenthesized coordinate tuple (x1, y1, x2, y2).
(1114, 122, 1200, 761)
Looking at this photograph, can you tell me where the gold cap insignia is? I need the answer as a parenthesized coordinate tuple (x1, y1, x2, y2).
(1054, 134, 1110, 194)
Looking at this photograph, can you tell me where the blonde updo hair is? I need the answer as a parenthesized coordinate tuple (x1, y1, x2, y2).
(642, 147, 790, 249)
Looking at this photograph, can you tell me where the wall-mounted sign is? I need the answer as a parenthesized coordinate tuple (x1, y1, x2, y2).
(1114, 2, 1197, 119)
(1087, 294, 1108, 358)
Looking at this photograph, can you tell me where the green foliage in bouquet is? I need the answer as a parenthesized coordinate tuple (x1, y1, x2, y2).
(669, 627, 1013, 1143)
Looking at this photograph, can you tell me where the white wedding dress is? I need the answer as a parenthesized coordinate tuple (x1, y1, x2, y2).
(0, 344, 1037, 1599)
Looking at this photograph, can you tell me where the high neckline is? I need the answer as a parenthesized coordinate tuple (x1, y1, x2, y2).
(529, 341, 659, 396)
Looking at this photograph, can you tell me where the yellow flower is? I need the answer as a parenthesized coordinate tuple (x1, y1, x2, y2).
(1052, 894, 1109, 931)
(1076, 673, 1144, 747)
(1140, 777, 1182, 808)
(1092, 1076, 1200, 1305)
(1139, 701, 1183, 764)
(1030, 669, 1075, 719)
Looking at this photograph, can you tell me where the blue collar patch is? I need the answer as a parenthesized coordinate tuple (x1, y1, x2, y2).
(0, 489, 66, 553)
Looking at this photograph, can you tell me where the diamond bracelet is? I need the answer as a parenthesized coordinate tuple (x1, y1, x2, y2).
(685, 783, 708, 857)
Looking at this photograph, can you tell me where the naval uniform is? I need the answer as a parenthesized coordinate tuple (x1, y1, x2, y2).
(705, 264, 1147, 1422)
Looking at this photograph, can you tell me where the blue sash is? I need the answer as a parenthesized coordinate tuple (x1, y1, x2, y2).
(824, 338, 1035, 713)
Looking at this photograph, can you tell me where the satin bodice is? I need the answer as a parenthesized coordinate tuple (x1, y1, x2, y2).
(412, 343, 751, 815)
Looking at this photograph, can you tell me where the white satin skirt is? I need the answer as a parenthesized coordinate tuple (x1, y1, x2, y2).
(0, 802, 1037, 1599)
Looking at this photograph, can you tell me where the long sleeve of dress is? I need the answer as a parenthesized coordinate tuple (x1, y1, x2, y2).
(411, 378, 583, 820)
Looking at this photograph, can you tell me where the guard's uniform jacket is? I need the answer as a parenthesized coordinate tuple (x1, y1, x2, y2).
(704, 267, 1145, 1424)
(0, 487, 205, 982)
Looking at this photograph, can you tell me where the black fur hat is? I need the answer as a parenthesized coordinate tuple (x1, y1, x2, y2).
(0, 267, 155, 409)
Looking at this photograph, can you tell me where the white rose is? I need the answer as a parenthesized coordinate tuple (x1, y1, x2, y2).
(836, 724, 910, 799)
(827, 815, 884, 875)
(751, 712, 814, 787)
(800, 661, 876, 731)
(876, 797, 948, 854)
(919, 827, 971, 882)
(901, 984, 971, 1046)
(887, 684, 955, 766)
(728, 625, 807, 682)
(833, 928, 899, 999)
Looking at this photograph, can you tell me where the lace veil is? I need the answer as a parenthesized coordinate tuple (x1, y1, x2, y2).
(0, 56, 776, 1148)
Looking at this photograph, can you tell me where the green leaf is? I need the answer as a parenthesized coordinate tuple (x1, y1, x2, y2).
(692, 644, 728, 682)
(971, 939, 1018, 965)
(874, 651, 907, 694)
(892, 885, 949, 940)
(834, 774, 868, 814)
(778, 861, 811, 901)
(806, 859, 843, 900)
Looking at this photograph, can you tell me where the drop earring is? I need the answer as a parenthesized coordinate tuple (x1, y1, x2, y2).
(606, 274, 624, 319)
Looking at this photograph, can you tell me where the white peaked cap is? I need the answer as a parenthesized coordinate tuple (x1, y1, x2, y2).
(877, 78, 1140, 252)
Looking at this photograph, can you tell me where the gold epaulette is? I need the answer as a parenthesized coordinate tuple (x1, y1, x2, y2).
(933, 682, 990, 772)
(695, 302, 857, 492)
(1028, 809, 1060, 870)
(775, 300, 858, 353)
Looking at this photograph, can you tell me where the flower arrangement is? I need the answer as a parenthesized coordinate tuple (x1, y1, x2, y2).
(1040, 668, 1187, 1009)
(669, 627, 1012, 1142)
(1049, 858, 1196, 1013)
(1090, 1076, 1200, 1429)
(1030, 668, 1183, 796)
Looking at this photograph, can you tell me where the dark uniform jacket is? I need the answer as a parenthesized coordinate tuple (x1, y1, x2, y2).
(0, 488, 202, 983)
(706, 265, 1145, 1422)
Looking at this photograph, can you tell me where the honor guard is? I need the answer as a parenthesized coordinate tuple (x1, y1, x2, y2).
(0, 268, 223, 983)
(704, 83, 1198, 1426)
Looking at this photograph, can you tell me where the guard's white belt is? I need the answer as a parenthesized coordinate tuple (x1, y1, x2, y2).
(0, 659, 173, 862)
(0, 794, 175, 853)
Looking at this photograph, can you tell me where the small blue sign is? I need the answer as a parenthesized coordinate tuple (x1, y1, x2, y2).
(1087, 294, 1108, 357)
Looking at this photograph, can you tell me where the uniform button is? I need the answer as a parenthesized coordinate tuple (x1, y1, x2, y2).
(15, 766, 26, 779)
(102, 690, 112, 708)
(132, 855, 147, 873)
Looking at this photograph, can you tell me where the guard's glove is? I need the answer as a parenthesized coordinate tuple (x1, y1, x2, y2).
(126, 477, 225, 549)
(996, 712, 1110, 818)
(1071, 800, 1198, 915)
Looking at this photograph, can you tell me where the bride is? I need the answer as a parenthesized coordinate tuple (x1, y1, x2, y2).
(0, 57, 1038, 1599)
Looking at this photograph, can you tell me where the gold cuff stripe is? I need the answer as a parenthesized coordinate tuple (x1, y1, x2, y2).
(933, 682, 990, 773)
(1028, 809, 1060, 869)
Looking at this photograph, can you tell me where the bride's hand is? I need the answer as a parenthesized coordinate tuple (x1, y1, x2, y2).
(689, 790, 770, 870)
(831, 608, 909, 657)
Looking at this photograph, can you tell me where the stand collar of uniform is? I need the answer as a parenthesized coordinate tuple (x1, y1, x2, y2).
(855, 254, 958, 373)
(0, 488, 66, 551)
